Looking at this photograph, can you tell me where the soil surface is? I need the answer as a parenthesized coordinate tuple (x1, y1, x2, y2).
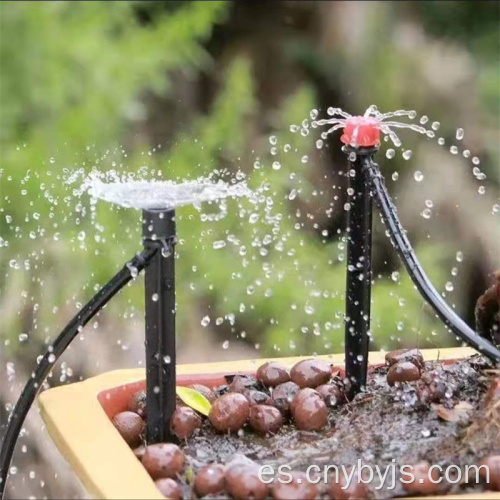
(177, 355, 499, 498)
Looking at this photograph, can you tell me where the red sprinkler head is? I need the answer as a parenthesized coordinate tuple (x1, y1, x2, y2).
(340, 116, 381, 148)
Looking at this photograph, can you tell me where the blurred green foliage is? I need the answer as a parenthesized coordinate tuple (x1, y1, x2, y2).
(1, 1, 496, 369)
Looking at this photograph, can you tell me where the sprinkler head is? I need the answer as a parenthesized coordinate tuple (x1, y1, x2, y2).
(341, 116, 381, 148)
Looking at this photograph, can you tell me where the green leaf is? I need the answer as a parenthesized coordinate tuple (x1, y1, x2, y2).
(176, 386, 212, 416)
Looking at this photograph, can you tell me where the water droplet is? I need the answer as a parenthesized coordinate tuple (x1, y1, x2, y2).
(301, 155, 308, 164)
(272, 161, 281, 171)
(413, 171, 424, 182)
(391, 172, 399, 181)
(445, 281, 454, 292)
(419, 115, 428, 125)
(431, 121, 440, 130)
(391, 271, 400, 282)
(213, 240, 226, 249)
(343, 203, 351, 211)
(316, 139, 324, 149)
(305, 305, 315, 315)
(455, 128, 464, 140)
(19, 333, 28, 342)
(438, 137, 445, 146)
(348, 152, 357, 162)
(456, 251, 464, 262)
(222, 340, 229, 350)
(201, 316, 210, 327)
(151, 293, 159, 302)
(472, 157, 480, 165)
(310, 109, 319, 120)
(462, 149, 471, 158)
(425, 199, 433, 208)
(402, 150, 412, 160)
(386, 149, 395, 159)
(421, 208, 432, 219)
(49, 157, 55, 164)
(449, 145, 458, 155)
(478, 185, 485, 195)
(269, 135, 277, 145)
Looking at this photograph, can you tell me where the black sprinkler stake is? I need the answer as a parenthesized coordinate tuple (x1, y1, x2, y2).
(142, 209, 177, 443)
(344, 147, 377, 399)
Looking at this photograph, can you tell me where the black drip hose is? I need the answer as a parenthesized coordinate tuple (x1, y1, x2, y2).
(363, 157, 500, 364)
(0, 247, 157, 498)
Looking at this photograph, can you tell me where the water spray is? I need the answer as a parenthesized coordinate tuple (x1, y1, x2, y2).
(338, 112, 500, 398)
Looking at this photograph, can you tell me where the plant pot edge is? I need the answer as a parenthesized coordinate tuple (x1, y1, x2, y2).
(38, 347, 496, 500)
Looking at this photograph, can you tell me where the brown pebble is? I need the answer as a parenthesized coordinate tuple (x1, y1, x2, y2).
(316, 384, 343, 407)
(112, 411, 144, 447)
(142, 443, 185, 480)
(209, 393, 250, 432)
(155, 478, 182, 499)
(194, 463, 226, 497)
(290, 358, 332, 388)
(385, 348, 424, 370)
(229, 375, 259, 393)
(225, 465, 268, 500)
(291, 389, 328, 431)
(249, 405, 283, 435)
(242, 389, 275, 407)
(128, 389, 147, 418)
(329, 469, 368, 499)
(272, 471, 318, 500)
(401, 461, 443, 495)
(133, 445, 145, 460)
(189, 383, 217, 403)
(479, 455, 500, 491)
(272, 381, 300, 414)
(257, 362, 290, 387)
(170, 406, 202, 439)
(387, 361, 421, 386)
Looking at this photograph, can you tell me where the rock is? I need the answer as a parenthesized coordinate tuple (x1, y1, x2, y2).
(256, 362, 290, 387)
(209, 393, 250, 432)
(242, 389, 275, 407)
(141, 443, 185, 480)
(483, 378, 500, 408)
(316, 384, 343, 407)
(225, 465, 268, 500)
(229, 375, 259, 393)
(155, 478, 182, 499)
(271, 381, 300, 414)
(385, 348, 424, 370)
(111, 411, 144, 447)
(128, 389, 147, 418)
(291, 388, 328, 431)
(194, 463, 226, 497)
(290, 359, 332, 388)
(170, 406, 202, 439)
(401, 461, 444, 495)
(328, 468, 368, 499)
(189, 384, 217, 403)
(249, 405, 283, 435)
(478, 455, 500, 491)
(272, 471, 318, 499)
(387, 361, 421, 386)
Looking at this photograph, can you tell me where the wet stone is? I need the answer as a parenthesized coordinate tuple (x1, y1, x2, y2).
(141, 443, 185, 480)
(229, 375, 259, 393)
(225, 465, 269, 500)
(290, 358, 332, 388)
(271, 381, 300, 414)
(385, 348, 425, 370)
(387, 361, 421, 386)
(271, 471, 318, 500)
(170, 406, 202, 440)
(128, 389, 147, 418)
(256, 361, 290, 387)
(328, 469, 369, 499)
(111, 411, 144, 447)
(479, 455, 500, 491)
(242, 388, 275, 407)
(401, 461, 445, 495)
(291, 388, 328, 431)
(155, 478, 182, 500)
(189, 384, 217, 403)
(316, 384, 343, 407)
(194, 463, 226, 497)
(209, 392, 250, 432)
(249, 404, 283, 435)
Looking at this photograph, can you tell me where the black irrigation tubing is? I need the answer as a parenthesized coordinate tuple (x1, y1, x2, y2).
(362, 156, 500, 365)
(0, 247, 157, 499)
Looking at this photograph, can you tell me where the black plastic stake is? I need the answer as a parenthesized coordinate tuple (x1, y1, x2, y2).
(344, 147, 376, 398)
(142, 209, 177, 443)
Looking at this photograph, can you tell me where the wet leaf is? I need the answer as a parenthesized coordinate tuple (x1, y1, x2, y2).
(176, 386, 212, 416)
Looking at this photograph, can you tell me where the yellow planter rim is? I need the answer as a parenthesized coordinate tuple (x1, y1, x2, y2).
(38, 347, 497, 499)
